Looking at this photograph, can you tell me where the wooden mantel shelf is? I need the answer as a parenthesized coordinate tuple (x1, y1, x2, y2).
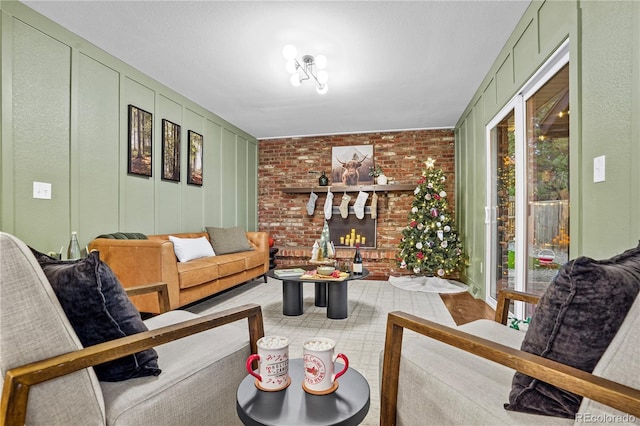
(279, 184, 415, 194)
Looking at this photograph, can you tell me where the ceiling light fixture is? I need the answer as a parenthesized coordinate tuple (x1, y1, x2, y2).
(282, 44, 328, 95)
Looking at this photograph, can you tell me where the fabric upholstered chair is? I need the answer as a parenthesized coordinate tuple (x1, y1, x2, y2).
(380, 245, 640, 425)
(0, 232, 264, 425)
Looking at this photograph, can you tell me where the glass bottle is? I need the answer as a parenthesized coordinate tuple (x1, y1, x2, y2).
(67, 231, 81, 260)
(352, 243, 363, 275)
(319, 171, 329, 186)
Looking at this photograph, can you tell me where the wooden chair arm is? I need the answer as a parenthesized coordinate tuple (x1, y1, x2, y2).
(124, 282, 170, 313)
(380, 311, 640, 426)
(1, 303, 264, 426)
(495, 289, 541, 325)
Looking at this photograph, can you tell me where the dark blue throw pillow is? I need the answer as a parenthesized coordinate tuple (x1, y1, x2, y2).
(505, 243, 640, 418)
(31, 248, 161, 381)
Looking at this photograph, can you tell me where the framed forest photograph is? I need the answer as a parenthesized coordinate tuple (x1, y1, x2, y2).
(187, 130, 203, 186)
(128, 105, 153, 177)
(161, 119, 181, 182)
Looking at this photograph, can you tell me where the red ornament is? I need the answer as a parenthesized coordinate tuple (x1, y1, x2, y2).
(416, 252, 424, 260)
(410, 221, 418, 227)
(269, 237, 274, 247)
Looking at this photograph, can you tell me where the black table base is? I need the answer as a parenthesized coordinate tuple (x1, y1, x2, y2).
(273, 268, 369, 319)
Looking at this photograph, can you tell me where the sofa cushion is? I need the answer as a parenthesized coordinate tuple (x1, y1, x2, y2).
(169, 235, 215, 262)
(176, 258, 220, 289)
(31, 249, 162, 382)
(206, 226, 253, 255)
(506, 244, 640, 418)
(389, 320, 571, 426)
(245, 249, 266, 270)
(101, 310, 251, 425)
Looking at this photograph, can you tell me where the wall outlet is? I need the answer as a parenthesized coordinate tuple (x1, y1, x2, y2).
(33, 182, 52, 199)
(593, 155, 605, 182)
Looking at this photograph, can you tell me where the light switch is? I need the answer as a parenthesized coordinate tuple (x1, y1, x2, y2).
(33, 182, 52, 199)
(593, 155, 605, 183)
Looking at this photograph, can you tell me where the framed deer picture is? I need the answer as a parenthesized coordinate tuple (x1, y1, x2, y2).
(331, 145, 374, 186)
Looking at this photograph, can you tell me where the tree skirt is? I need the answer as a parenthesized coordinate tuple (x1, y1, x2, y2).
(388, 275, 468, 294)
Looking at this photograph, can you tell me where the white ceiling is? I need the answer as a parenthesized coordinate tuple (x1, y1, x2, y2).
(21, 0, 531, 139)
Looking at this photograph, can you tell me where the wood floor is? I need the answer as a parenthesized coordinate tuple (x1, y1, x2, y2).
(440, 292, 496, 325)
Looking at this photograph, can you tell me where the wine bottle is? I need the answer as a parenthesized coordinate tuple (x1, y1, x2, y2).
(67, 231, 81, 260)
(353, 243, 363, 275)
(319, 171, 329, 186)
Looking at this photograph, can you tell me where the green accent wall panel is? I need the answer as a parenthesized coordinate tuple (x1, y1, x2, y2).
(538, 0, 574, 56)
(247, 140, 258, 231)
(77, 53, 119, 241)
(579, 1, 635, 255)
(236, 136, 248, 229)
(513, 17, 538, 85)
(122, 76, 156, 234)
(204, 119, 223, 227)
(221, 128, 237, 227)
(156, 94, 183, 233)
(495, 54, 514, 108)
(183, 108, 204, 231)
(12, 18, 71, 252)
(482, 78, 496, 124)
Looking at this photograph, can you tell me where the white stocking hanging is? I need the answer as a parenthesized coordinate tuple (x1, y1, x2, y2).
(324, 188, 334, 220)
(354, 191, 369, 219)
(307, 191, 318, 215)
(339, 194, 351, 219)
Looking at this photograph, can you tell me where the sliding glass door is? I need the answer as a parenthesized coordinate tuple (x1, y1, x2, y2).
(486, 43, 569, 316)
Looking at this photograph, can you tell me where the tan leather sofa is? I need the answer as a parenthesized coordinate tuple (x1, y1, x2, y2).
(89, 231, 269, 313)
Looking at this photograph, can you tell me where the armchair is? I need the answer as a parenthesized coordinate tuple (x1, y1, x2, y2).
(0, 232, 264, 425)
(380, 290, 640, 425)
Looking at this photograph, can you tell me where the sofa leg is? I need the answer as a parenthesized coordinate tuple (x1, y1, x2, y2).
(263, 274, 267, 283)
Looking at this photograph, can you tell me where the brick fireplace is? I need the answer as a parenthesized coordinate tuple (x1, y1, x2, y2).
(258, 129, 456, 279)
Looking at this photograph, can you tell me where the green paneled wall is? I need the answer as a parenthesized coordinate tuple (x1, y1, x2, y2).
(1, 1, 258, 254)
(77, 53, 120, 238)
(12, 17, 71, 251)
(455, 0, 640, 299)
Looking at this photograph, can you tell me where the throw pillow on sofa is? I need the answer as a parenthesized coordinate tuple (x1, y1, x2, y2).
(505, 243, 640, 418)
(30, 248, 161, 382)
(169, 235, 215, 262)
(206, 226, 253, 255)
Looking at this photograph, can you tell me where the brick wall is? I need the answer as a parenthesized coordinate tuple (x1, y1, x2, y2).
(258, 129, 455, 279)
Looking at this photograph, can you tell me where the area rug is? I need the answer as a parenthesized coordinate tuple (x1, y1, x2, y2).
(388, 275, 468, 293)
(186, 277, 455, 426)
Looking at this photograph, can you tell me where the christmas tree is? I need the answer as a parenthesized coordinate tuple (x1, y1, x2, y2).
(398, 158, 465, 276)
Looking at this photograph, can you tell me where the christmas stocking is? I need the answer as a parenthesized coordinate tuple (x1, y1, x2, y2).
(354, 191, 369, 219)
(339, 194, 351, 218)
(324, 189, 334, 220)
(306, 191, 318, 215)
(370, 192, 378, 219)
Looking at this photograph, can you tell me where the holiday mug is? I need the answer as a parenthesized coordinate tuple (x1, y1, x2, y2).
(302, 337, 349, 394)
(246, 336, 290, 391)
